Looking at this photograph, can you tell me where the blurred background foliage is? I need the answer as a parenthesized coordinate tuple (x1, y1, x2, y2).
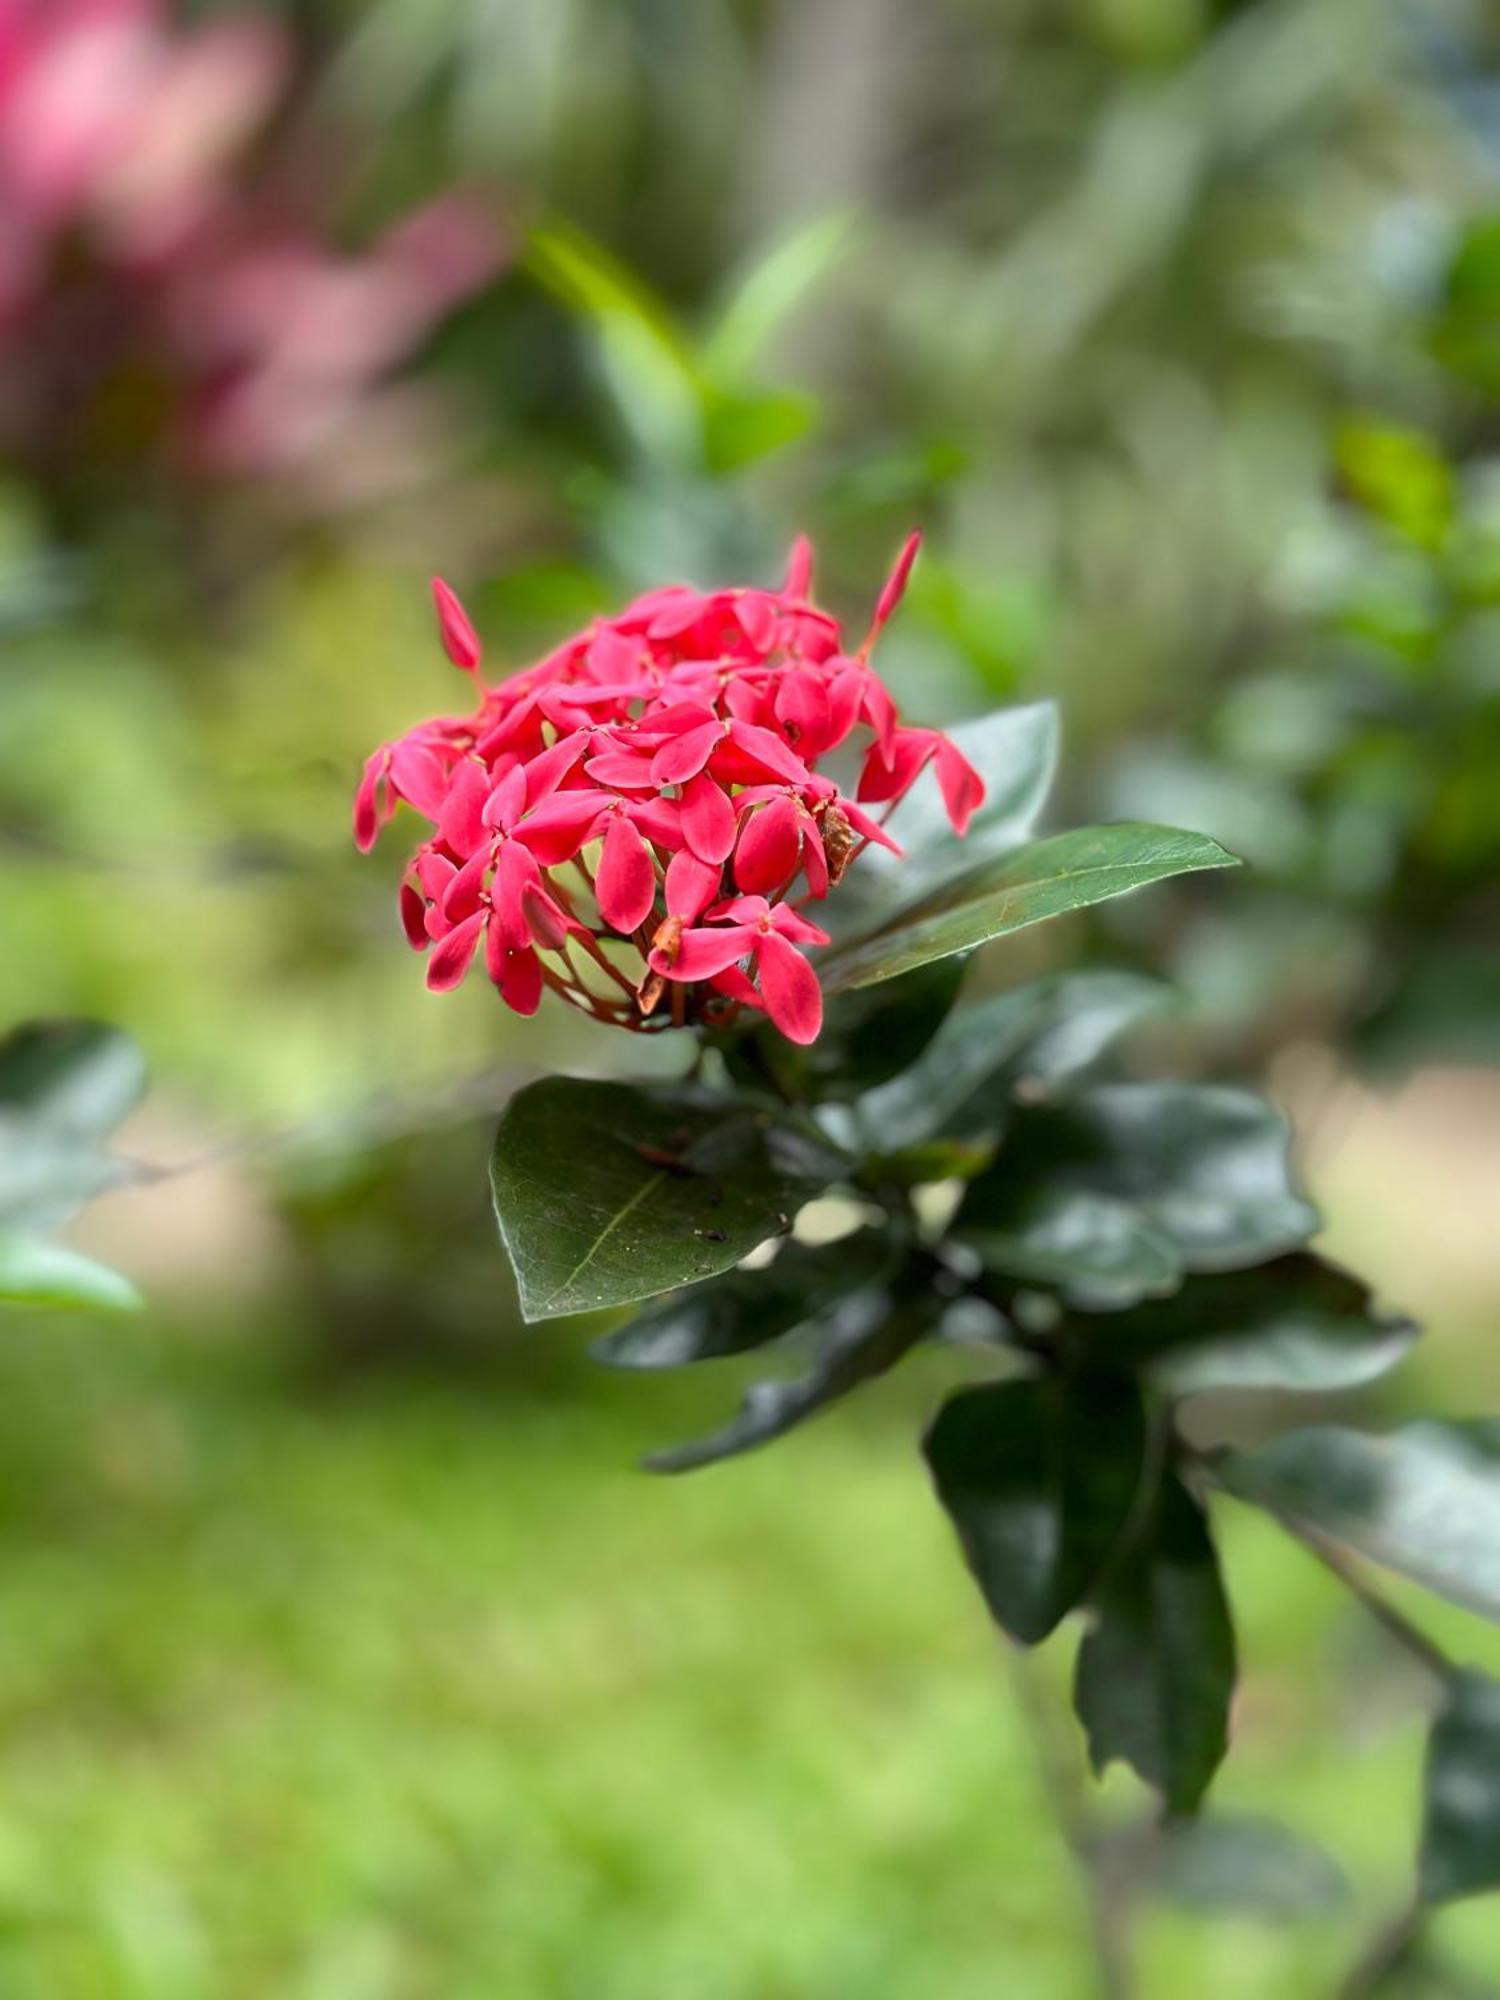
(4, 0, 1500, 1991)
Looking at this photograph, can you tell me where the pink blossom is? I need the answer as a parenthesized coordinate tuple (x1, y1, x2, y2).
(356, 536, 984, 1042)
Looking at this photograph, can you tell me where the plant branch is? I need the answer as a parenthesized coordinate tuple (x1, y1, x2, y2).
(115, 1056, 535, 1190)
(1188, 1452, 1453, 1684)
(1005, 1647, 1136, 2000)
(1271, 1514, 1453, 1684)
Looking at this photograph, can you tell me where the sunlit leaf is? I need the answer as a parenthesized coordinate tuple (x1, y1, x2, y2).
(0, 1233, 141, 1312)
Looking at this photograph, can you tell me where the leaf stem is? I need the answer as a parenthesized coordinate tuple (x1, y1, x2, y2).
(1279, 1515, 1455, 1683)
(1005, 1648, 1136, 2000)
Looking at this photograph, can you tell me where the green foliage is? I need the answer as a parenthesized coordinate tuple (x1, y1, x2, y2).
(819, 823, 1236, 995)
(1219, 1423, 1500, 1625)
(0, 1021, 145, 1312)
(1421, 1673, 1500, 1905)
(1074, 1469, 1235, 1814)
(923, 1373, 1148, 1647)
(490, 1077, 839, 1321)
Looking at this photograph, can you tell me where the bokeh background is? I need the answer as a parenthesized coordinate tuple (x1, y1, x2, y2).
(4, 0, 1500, 1992)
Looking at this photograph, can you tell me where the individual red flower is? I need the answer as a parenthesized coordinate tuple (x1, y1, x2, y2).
(355, 535, 983, 1045)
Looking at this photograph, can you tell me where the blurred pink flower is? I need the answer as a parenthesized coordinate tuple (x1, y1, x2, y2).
(0, 0, 502, 522)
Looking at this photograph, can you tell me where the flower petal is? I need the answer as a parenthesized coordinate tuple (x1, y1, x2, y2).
(755, 930, 823, 1044)
(650, 718, 722, 787)
(935, 736, 986, 836)
(658, 924, 755, 982)
(426, 910, 485, 992)
(513, 788, 608, 865)
(492, 840, 542, 948)
(735, 794, 802, 894)
(432, 575, 482, 670)
(595, 813, 658, 934)
(680, 772, 736, 864)
(439, 758, 492, 854)
(665, 849, 722, 922)
(868, 530, 920, 638)
(353, 750, 388, 851)
(389, 741, 450, 819)
(724, 719, 812, 786)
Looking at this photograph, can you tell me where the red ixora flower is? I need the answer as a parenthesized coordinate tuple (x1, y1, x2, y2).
(355, 534, 983, 1046)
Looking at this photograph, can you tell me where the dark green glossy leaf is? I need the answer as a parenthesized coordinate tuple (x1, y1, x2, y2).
(954, 1184, 1182, 1307)
(592, 1230, 892, 1369)
(828, 703, 1059, 944)
(924, 1374, 1147, 1645)
(1421, 1672, 1500, 1904)
(844, 969, 1170, 1154)
(491, 1078, 830, 1322)
(819, 824, 1237, 996)
(1078, 1257, 1416, 1397)
(1219, 1422, 1500, 1623)
(0, 1233, 142, 1312)
(1074, 1471, 1236, 1814)
(1149, 1815, 1349, 1921)
(646, 1287, 932, 1473)
(1000, 1083, 1317, 1270)
(727, 957, 967, 1103)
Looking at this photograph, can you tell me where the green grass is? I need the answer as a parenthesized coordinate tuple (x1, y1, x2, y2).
(0, 1315, 1494, 1997)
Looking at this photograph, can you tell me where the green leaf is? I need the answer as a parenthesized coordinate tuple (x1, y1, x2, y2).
(924, 1373, 1147, 1645)
(592, 1230, 892, 1369)
(0, 1019, 146, 1231)
(728, 956, 967, 1104)
(491, 1079, 831, 1322)
(646, 1286, 931, 1473)
(1074, 1257, 1416, 1397)
(0, 1020, 146, 1132)
(1149, 1815, 1349, 1921)
(1074, 1471, 1236, 1813)
(526, 221, 701, 464)
(702, 211, 854, 381)
(1421, 1671, 1500, 1904)
(844, 969, 1170, 1154)
(1219, 1422, 1500, 1623)
(826, 702, 1059, 944)
(819, 824, 1237, 995)
(1000, 1083, 1317, 1270)
(954, 1185, 1183, 1307)
(879, 704, 1061, 883)
(0, 1233, 142, 1312)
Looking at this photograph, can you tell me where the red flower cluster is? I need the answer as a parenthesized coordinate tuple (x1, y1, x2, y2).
(355, 536, 983, 1045)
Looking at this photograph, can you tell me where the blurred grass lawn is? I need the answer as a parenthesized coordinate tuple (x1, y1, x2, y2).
(0, 1301, 1497, 1999)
